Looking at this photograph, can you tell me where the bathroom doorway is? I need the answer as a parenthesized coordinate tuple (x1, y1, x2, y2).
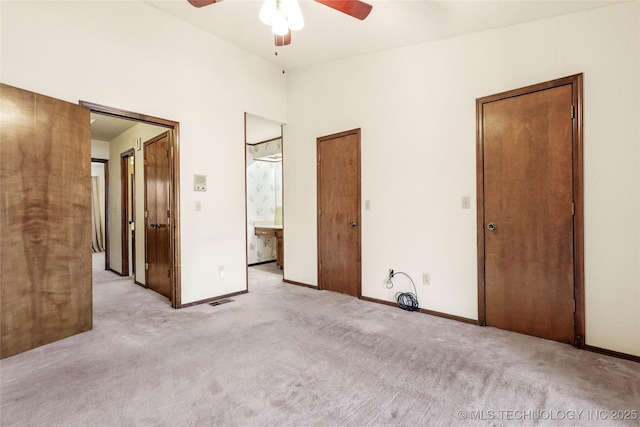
(245, 113, 284, 279)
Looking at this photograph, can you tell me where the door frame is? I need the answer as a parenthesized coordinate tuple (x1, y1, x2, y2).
(120, 148, 135, 278)
(81, 101, 182, 308)
(244, 113, 285, 289)
(91, 157, 110, 270)
(475, 74, 584, 347)
(316, 128, 362, 298)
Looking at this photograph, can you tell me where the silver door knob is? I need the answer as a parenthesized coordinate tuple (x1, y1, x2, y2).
(349, 221, 357, 228)
(487, 222, 496, 231)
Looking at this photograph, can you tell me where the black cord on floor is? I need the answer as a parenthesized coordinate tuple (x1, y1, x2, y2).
(386, 271, 419, 312)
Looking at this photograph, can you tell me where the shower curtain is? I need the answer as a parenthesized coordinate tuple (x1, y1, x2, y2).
(91, 176, 105, 252)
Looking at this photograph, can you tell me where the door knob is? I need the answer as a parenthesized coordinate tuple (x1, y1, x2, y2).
(487, 222, 497, 231)
(349, 221, 357, 228)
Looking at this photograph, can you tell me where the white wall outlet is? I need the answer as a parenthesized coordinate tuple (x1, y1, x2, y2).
(462, 196, 471, 209)
(195, 201, 202, 212)
(422, 273, 431, 286)
(365, 200, 371, 210)
(218, 265, 224, 280)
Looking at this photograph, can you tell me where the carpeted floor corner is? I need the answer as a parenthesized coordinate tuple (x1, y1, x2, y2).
(0, 254, 639, 426)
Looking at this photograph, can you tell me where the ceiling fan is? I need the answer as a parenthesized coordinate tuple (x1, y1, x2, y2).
(187, 0, 373, 46)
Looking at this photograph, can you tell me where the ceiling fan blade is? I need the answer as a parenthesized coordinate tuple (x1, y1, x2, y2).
(314, 0, 372, 20)
(187, 0, 220, 8)
(275, 31, 292, 47)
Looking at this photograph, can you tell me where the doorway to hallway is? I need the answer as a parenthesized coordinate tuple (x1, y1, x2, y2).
(84, 101, 182, 307)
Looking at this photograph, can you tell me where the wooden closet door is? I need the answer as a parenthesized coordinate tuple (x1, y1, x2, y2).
(317, 129, 361, 297)
(477, 79, 579, 345)
(1, 83, 92, 358)
(144, 132, 172, 299)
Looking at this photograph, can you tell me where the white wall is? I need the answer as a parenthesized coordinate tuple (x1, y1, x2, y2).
(91, 139, 109, 160)
(285, 2, 640, 356)
(1, 1, 287, 304)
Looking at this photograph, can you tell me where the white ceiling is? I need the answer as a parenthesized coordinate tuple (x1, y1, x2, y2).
(145, 0, 623, 70)
(91, 113, 139, 141)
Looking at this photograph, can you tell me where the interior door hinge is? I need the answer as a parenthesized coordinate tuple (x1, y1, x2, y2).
(144, 158, 148, 166)
(167, 269, 171, 278)
(318, 208, 322, 217)
(319, 262, 322, 270)
(571, 105, 575, 119)
(145, 262, 149, 271)
(167, 210, 170, 219)
(145, 210, 149, 218)
(571, 202, 575, 216)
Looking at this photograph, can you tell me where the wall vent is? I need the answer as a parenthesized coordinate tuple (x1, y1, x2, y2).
(209, 298, 234, 307)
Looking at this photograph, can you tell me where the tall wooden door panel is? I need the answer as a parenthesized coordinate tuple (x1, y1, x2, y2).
(317, 129, 361, 297)
(478, 78, 580, 345)
(120, 149, 135, 277)
(1, 83, 92, 358)
(144, 132, 171, 299)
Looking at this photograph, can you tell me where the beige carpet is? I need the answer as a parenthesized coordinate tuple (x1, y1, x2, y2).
(1, 254, 639, 426)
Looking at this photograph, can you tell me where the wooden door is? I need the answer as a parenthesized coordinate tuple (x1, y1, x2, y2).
(317, 129, 361, 297)
(1, 84, 92, 358)
(477, 76, 583, 345)
(144, 132, 171, 299)
(120, 149, 134, 277)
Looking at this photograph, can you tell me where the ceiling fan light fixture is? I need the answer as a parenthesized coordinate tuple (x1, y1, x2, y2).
(259, 0, 277, 25)
(260, 0, 304, 35)
(272, 13, 289, 35)
(283, 0, 304, 31)
(188, 0, 372, 47)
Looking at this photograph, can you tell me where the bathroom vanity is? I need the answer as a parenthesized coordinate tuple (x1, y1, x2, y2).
(254, 225, 283, 268)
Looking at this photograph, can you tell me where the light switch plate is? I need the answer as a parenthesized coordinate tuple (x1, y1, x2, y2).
(462, 196, 471, 209)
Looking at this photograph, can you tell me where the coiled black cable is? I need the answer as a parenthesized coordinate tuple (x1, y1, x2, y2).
(386, 271, 419, 311)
